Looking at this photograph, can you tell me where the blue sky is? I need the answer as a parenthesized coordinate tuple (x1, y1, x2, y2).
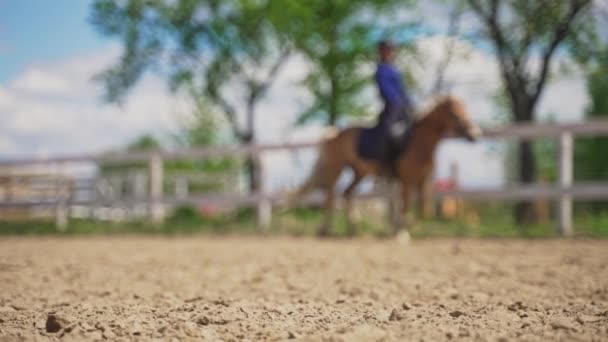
(0, 1, 112, 82)
(0, 1, 593, 188)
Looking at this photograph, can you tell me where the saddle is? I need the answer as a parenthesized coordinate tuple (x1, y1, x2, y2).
(357, 122, 412, 174)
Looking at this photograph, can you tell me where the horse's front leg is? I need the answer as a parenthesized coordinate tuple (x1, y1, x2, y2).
(389, 181, 413, 243)
(417, 178, 434, 219)
(318, 188, 335, 237)
(387, 181, 411, 237)
(343, 174, 363, 237)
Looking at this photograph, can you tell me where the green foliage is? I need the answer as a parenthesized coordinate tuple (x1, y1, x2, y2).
(168, 205, 202, 222)
(464, 0, 598, 124)
(91, 0, 295, 194)
(500, 137, 557, 185)
(575, 46, 608, 182)
(3, 204, 608, 238)
(170, 96, 239, 177)
(174, 96, 221, 147)
(535, 139, 557, 183)
(99, 134, 162, 174)
(91, 0, 291, 139)
(90, 0, 173, 103)
(100, 99, 239, 193)
(126, 134, 162, 151)
(289, 0, 415, 125)
(465, 0, 599, 223)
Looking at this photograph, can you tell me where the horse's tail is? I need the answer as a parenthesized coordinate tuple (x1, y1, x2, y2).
(281, 127, 339, 207)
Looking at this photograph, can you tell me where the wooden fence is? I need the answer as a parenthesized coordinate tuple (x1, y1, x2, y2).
(1, 119, 608, 235)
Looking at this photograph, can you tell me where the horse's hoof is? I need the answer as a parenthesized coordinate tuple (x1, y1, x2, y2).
(345, 224, 357, 238)
(317, 226, 331, 238)
(395, 230, 411, 245)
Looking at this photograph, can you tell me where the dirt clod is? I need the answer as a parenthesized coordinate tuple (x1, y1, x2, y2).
(508, 301, 526, 312)
(389, 309, 403, 321)
(45, 313, 71, 333)
(102, 329, 117, 339)
(449, 310, 465, 318)
(196, 315, 210, 326)
(576, 314, 601, 324)
(550, 318, 577, 331)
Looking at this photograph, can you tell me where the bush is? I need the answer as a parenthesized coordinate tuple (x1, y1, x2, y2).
(168, 205, 203, 223)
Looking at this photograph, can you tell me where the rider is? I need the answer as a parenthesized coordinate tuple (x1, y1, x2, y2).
(375, 40, 415, 171)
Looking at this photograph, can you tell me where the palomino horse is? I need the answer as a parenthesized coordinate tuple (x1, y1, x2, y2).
(287, 96, 481, 236)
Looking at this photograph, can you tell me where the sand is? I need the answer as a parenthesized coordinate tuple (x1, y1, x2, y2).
(0, 236, 607, 341)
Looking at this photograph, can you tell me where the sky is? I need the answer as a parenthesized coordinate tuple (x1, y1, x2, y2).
(0, 1, 114, 82)
(0, 1, 597, 191)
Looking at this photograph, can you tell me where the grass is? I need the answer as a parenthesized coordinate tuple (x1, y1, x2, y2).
(1, 205, 607, 238)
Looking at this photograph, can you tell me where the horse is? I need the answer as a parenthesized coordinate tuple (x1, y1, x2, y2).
(285, 95, 482, 237)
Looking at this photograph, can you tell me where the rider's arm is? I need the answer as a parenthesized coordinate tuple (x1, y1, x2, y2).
(375, 66, 403, 107)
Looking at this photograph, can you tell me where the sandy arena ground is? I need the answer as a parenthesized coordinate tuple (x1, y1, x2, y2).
(0, 236, 607, 341)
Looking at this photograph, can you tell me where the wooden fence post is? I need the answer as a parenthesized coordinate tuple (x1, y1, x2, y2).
(175, 177, 189, 200)
(256, 158, 272, 232)
(149, 154, 164, 225)
(134, 170, 147, 199)
(55, 165, 68, 231)
(557, 132, 573, 236)
(6, 173, 14, 203)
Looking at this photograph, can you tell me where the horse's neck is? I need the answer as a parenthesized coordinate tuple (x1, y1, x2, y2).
(409, 109, 445, 160)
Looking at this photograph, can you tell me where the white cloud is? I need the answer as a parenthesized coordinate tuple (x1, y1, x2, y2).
(11, 69, 72, 96)
(0, 136, 16, 154)
(0, 36, 590, 190)
(0, 87, 11, 109)
(538, 76, 589, 122)
(180, 36, 581, 190)
(409, 35, 502, 122)
(0, 48, 184, 159)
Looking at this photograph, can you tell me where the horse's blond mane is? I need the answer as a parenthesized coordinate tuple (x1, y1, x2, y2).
(413, 95, 455, 122)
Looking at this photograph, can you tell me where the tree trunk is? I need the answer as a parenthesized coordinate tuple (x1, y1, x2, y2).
(245, 155, 261, 194)
(327, 69, 339, 126)
(515, 139, 538, 225)
(244, 133, 260, 194)
(245, 103, 261, 195)
(328, 100, 338, 126)
(510, 101, 539, 225)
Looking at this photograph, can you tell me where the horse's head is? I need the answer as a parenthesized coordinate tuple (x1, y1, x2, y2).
(431, 96, 482, 142)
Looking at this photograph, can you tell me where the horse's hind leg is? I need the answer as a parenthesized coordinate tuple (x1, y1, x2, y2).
(318, 187, 335, 237)
(343, 173, 363, 236)
(392, 182, 412, 243)
(317, 164, 343, 237)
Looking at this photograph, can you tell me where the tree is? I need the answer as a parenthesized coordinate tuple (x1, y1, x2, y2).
(90, 0, 290, 194)
(464, 0, 597, 223)
(102, 99, 240, 197)
(290, 0, 413, 126)
(428, 1, 465, 97)
(171, 93, 239, 177)
(575, 46, 608, 195)
(126, 134, 162, 152)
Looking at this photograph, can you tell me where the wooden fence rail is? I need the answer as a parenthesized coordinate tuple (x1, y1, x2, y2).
(1, 119, 608, 235)
(3, 182, 608, 207)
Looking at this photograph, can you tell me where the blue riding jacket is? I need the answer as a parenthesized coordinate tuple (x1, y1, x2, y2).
(375, 62, 414, 120)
